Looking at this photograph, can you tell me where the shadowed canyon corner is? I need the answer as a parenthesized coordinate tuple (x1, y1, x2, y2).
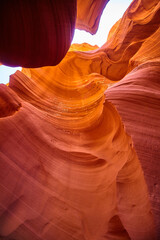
(0, 0, 160, 239)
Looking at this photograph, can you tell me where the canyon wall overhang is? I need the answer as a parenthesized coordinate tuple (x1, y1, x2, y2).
(76, 0, 110, 34)
(0, 0, 76, 67)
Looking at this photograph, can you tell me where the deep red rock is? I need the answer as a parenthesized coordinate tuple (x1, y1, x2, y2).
(0, 0, 76, 67)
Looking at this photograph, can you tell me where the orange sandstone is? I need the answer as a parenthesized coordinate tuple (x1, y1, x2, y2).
(76, 0, 110, 34)
(0, 0, 160, 239)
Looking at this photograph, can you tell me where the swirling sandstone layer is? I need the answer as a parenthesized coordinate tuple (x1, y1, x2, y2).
(0, 0, 160, 239)
(0, 66, 155, 239)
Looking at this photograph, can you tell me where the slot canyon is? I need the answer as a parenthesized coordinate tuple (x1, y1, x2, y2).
(0, 0, 160, 239)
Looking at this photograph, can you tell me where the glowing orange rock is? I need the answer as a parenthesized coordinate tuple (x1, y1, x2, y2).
(0, 67, 155, 239)
(76, 0, 110, 34)
(0, 0, 160, 239)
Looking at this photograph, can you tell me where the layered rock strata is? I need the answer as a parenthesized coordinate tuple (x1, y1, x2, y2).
(105, 61, 160, 238)
(0, 0, 160, 239)
(0, 67, 155, 239)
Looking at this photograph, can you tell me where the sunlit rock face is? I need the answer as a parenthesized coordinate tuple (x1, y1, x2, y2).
(0, 0, 76, 67)
(0, 0, 160, 239)
(76, 0, 110, 34)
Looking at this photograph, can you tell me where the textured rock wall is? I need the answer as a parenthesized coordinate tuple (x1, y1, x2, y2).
(0, 0, 160, 239)
(105, 61, 160, 238)
(0, 67, 155, 239)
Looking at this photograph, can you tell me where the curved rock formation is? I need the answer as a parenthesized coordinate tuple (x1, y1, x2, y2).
(105, 61, 160, 238)
(0, 84, 21, 118)
(0, 0, 160, 239)
(0, 0, 76, 67)
(76, 0, 109, 34)
(0, 67, 155, 239)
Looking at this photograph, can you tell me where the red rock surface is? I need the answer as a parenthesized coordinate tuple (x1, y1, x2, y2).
(105, 61, 160, 238)
(0, 67, 155, 239)
(0, 0, 160, 239)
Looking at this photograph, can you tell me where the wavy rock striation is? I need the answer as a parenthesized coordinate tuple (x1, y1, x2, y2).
(0, 66, 155, 239)
(0, 0, 160, 239)
(105, 61, 160, 238)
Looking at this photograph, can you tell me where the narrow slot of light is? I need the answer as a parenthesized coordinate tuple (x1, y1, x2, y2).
(72, 0, 133, 47)
(0, 65, 22, 84)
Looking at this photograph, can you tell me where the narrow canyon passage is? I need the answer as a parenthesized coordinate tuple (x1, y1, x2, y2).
(0, 72, 155, 239)
(0, 0, 160, 239)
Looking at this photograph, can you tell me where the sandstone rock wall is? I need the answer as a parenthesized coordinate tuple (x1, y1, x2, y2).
(0, 0, 160, 239)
